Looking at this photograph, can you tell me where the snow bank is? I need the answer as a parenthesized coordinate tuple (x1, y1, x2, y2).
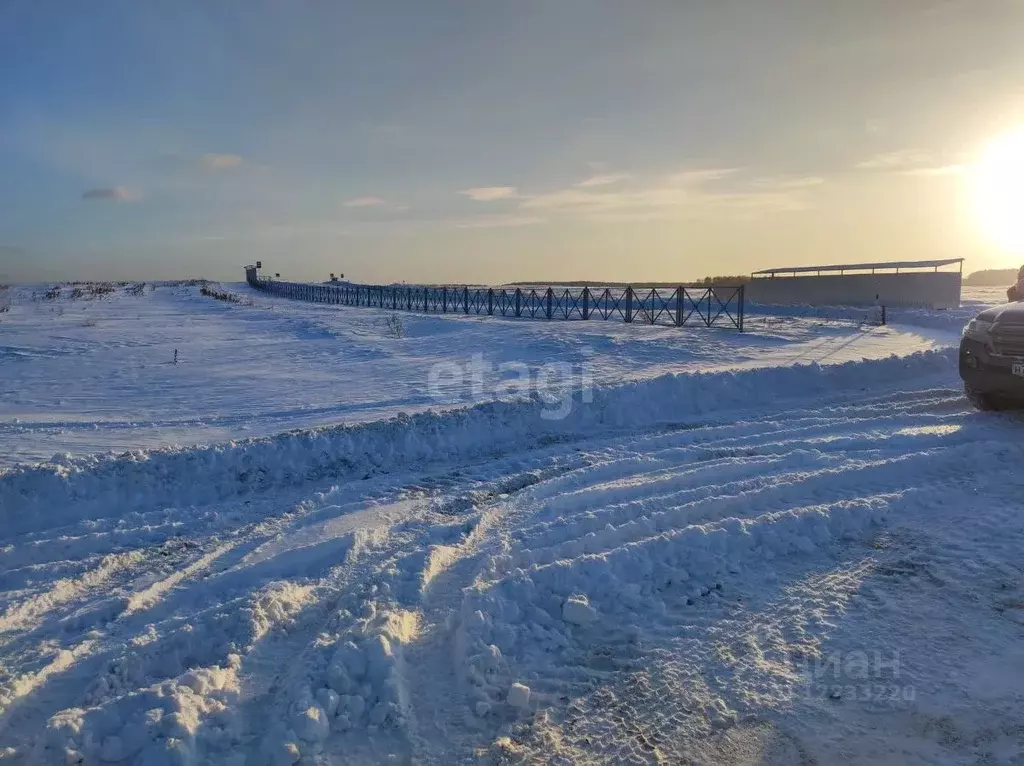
(0, 349, 957, 535)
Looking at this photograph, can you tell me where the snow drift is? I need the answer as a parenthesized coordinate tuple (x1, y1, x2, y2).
(0, 349, 958, 535)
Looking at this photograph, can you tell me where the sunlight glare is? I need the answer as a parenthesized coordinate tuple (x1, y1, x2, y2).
(971, 129, 1024, 254)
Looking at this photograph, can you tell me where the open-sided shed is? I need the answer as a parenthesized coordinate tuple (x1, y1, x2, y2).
(747, 258, 963, 309)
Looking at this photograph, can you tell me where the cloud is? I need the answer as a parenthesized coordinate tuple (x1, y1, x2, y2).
(855, 150, 961, 176)
(458, 186, 518, 202)
(518, 166, 811, 222)
(343, 196, 388, 207)
(453, 215, 544, 229)
(902, 164, 965, 177)
(667, 167, 740, 186)
(748, 176, 826, 190)
(81, 186, 140, 202)
(577, 173, 630, 188)
(201, 153, 244, 170)
(856, 150, 932, 171)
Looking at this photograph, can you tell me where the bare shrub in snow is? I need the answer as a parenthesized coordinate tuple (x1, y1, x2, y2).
(383, 313, 404, 339)
(87, 282, 116, 298)
(200, 285, 253, 305)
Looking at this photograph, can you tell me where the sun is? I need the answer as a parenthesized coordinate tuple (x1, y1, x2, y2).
(971, 129, 1024, 254)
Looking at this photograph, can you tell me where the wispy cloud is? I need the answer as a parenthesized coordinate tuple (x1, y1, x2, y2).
(667, 168, 740, 186)
(343, 196, 388, 207)
(577, 173, 630, 188)
(458, 186, 518, 202)
(902, 164, 964, 177)
(748, 176, 826, 190)
(517, 166, 811, 222)
(453, 214, 544, 229)
(201, 153, 244, 170)
(81, 186, 140, 202)
(856, 149, 962, 176)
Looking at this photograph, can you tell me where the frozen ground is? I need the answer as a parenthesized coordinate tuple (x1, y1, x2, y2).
(0, 282, 973, 467)
(1, 283, 1021, 765)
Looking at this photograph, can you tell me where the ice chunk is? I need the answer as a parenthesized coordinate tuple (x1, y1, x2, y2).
(315, 688, 340, 717)
(270, 740, 301, 766)
(293, 705, 329, 743)
(332, 641, 367, 679)
(562, 595, 598, 626)
(507, 682, 531, 710)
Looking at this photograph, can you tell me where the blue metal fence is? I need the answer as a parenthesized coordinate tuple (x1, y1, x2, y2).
(244, 267, 744, 331)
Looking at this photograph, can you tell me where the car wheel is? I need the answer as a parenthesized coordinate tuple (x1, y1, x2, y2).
(965, 385, 998, 410)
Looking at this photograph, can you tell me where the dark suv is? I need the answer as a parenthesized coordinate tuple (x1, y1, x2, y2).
(960, 301, 1024, 409)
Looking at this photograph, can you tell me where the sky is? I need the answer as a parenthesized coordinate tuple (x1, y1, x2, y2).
(1, 0, 1023, 284)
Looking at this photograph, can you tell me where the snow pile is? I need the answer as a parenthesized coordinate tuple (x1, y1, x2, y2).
(252, 606, 420, 763)
(0, 348, 957, 533)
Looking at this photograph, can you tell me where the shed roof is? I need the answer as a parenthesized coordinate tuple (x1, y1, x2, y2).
(752, 258, 963, 276)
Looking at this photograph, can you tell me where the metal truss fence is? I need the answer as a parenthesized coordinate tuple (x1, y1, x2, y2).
(244, 271, 745, 331)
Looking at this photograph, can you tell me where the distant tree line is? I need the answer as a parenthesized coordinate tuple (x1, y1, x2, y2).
(963, 268, 1019, 286)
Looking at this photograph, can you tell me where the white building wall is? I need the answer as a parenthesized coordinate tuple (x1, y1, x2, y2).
(746, 271, 961, 309)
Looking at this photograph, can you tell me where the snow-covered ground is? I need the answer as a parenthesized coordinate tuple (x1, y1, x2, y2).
(1, 283, 1022, 765)
(0, 283, 970, 467)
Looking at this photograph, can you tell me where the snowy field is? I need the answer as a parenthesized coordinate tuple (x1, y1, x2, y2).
(0, 282, 971, 467)
(2, 283, 1023, 765)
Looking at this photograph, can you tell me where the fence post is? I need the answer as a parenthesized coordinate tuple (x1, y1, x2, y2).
(546, 288, 553, 319)
(464, 286, 470, 314)
(738, 285, 745, 332)
(442, 286, 447, 313)
(582, 287, 590, 320)
(625, 286, 633, 323)
(675, 286, 683, 326)
(515, 288, 522, 317)
(487, 288, 494, 315)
